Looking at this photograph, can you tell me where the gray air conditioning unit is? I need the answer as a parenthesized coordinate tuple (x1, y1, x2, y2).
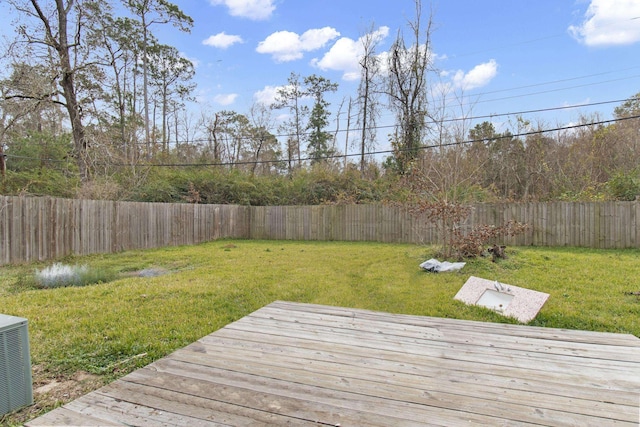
(0, 314, 33, 416)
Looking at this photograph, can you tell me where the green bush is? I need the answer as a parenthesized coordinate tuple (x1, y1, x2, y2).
(607, 171, 640, 201)
(123, 166, 396, 206)
(1, 169, 80, 197)
(5, 132, 74, 173)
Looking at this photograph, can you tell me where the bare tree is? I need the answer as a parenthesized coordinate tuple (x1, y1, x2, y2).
(247, 102, 278, 175)
(272, 72, 308, 173)
(611, 93, 640, 173)
(415, 83, 484, 202)
(357, 24, 385, 175)
(386, 0, 435, 175)
(1, 62, 66, 176)
(208, 110, 251, 168)
(338, 96, 353, 171)
(521, 122, 555, 200)
(6, 0, 111, 181)
(202, 111, 223, 163)
(173, 107, 198, 160)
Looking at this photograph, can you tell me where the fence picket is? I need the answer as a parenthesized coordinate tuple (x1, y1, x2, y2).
(1, 196, 639, 265)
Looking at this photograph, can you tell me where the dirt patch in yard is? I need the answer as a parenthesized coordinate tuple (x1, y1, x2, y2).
(1, 365, 107, 426)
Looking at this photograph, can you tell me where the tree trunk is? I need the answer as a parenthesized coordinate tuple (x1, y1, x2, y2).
(58, 38, 88, 179)
(142, 7, 151, 158)
(162, 86, 168, 152)
(0, 147, 5, 178)
(344, 99, 352, 171)
(360, 73, 369, 175)
(31, 0, 89, 181)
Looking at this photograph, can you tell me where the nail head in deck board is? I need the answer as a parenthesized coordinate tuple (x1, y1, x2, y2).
(26, 301, 640, 426)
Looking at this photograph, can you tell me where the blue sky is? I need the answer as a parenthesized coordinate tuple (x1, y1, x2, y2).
(2, 0, 640, 150)
(155, 0, 640, 140)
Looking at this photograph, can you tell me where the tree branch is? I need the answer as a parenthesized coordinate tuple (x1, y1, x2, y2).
(30, 0, 60, 51)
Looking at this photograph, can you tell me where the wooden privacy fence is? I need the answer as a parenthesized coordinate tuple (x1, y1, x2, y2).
(249, 202, 640, 248)
(0, 196, 249, 265)
(1, 196, 639, 265)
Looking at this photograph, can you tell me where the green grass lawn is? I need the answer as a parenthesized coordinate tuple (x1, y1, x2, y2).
(1, 240, 640, 424)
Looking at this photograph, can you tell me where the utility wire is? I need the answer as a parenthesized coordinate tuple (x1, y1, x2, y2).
(468, 75, 640, 106)
(100, 113, 640, 168)
(373, 69, 640, 121)
(5, 102, 640, 166)
(138, 95, 640, 146)
(3, 153, 70, 163)
(464, 66, 640, 98)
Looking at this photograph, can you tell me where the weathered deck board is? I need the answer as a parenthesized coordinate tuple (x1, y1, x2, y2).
(240, 308, 640, 366)
(26, 301, 640, 426)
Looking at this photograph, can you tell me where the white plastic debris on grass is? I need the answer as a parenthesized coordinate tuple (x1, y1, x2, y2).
(419, 258, 466, 273)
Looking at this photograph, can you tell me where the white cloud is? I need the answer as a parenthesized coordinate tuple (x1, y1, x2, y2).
(256, 27, 340, 62)
(300, 28, 342, 50)
(313, 26, 390, 81)
(214, 93, 238, 105)
(562, 98, 591, 109)
(202, 32, 244, 49)
(313, 38, 359, 80)
(253, 85, 282, 106)
(452, 59, 498, 90)
(209, 0, 275, 21)
(257, 31, 303, 62)
(253, 84, 312, 107)
(569, 0, 640, 46)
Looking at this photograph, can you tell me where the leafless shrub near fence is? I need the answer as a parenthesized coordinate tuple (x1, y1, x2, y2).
(407, 200, 528, 259)
(450, 220, 529, 259)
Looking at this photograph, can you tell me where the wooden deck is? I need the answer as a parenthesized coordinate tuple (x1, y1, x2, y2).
(27, 301, 640, 426)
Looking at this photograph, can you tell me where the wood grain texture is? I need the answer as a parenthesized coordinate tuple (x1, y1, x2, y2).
(4, 197, 640, 265)
(26, 301, 640, 427)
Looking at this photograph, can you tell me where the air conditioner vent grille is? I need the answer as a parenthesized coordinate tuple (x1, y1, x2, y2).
(0, 315, 33, 416)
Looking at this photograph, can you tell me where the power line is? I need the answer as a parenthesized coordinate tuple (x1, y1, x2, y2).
(464, 66, 640, 98)
(135, 65, 640, 147)
(5, 100, 639, 166)
(373, 68, 640, 121)
(469, 75, 640, 107)
(159, 95, 639, 145)
(3, 153, 70, 163)
(104, 113, 640, 168)
(422, 114, 640, 151)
